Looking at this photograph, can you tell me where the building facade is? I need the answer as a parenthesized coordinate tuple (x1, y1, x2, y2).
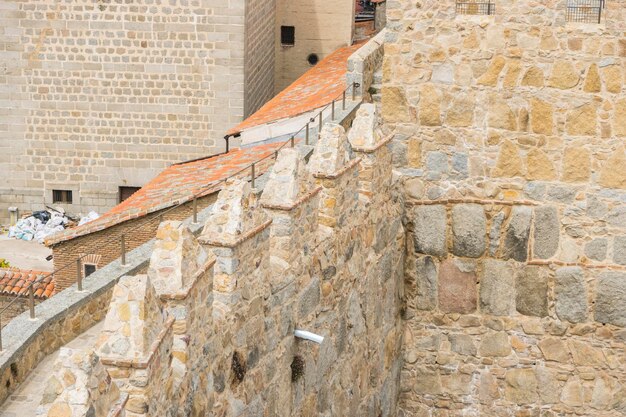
(274, 0, 355, 94)
(0, 0, 276, 223)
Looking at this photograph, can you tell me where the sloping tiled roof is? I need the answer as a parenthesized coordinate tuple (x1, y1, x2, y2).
(226, 41, 366, 136)
(0, 268, 55, 299)
(46, 142, 285, 246)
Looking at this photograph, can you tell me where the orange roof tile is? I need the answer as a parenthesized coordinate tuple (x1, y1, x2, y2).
(0, 268, 55, 300)
(226, 41, 366, 136)
(46, 142, 285, 246)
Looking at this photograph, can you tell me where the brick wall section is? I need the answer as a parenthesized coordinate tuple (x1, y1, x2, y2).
(0, 0, 248, 223)
(244, 0, 277, 117)
(50, 193, 216, 291)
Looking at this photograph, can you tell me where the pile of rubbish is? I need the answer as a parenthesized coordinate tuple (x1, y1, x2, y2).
(8, 208, 100, 243)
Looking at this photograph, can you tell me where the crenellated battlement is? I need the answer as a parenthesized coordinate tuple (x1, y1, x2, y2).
(38, 106, 406, 417)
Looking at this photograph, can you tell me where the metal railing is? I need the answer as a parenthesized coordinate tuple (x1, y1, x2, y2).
(0, 81, 361, 351)
(455, 1, 495, 15)
(566, 0, 604, 23)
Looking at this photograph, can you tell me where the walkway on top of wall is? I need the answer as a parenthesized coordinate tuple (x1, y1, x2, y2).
(0, 321, 103, 416)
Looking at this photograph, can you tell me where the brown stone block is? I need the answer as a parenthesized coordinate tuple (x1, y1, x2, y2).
(438, 259, 477, 314)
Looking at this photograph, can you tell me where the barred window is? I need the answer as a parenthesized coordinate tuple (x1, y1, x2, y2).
(52, 189, 73, 204)
(456, 1, 495, 15)
(566, 0, 604, 23)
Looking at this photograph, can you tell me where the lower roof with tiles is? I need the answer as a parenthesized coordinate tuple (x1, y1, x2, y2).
(226, 41, 365, 137)
(0, 268, 55, 299)
(45, 142, 284, 246)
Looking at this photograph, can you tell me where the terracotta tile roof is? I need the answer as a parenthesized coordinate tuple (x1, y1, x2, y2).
(226, 41, 366, 136)
(45, 142, 285, 246)
(0, 268, 55, 299)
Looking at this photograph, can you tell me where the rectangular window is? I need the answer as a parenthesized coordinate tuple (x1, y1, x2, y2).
(84, 264, 97, 277)
(52, 190, 73, 204)
(281, 26, 295, 46)
(119, 186, 141, 203)
(566, 0, 604, 23)
(456, 1, 496, 15)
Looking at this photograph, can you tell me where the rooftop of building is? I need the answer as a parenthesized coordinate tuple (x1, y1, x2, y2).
(45, 142, 284, 246)
(226, 41, 365, 137)
(0, 268, 54, 299)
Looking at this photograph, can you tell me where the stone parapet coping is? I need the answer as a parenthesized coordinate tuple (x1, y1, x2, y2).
(313, 158, 362, 180)
(262, 187, 322, 212)
(100, 316, 175, 369)
(528, 259, 626, 271)
(158, 258, 216, 301)
(351, 134, 394, 154)
(199, 219, 273, 248)
(109, 392, 128, 417)
(406, 198, 540, 206)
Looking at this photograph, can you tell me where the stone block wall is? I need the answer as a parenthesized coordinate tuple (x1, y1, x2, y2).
(42, 106, 406, 416)
(382, 0, 626, 414)
(0, 0, 273, 223)
(402, 199, 626, 415)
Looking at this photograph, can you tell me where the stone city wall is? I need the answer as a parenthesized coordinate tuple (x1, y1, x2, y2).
(0, 0, 271, 223)
(39, 105, 406, 417)
(383, 0, 626, 415)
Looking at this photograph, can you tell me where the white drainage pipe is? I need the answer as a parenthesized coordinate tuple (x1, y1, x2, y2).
(294, 329, 324, 344)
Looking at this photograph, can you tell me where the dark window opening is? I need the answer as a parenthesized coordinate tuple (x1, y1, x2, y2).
(281, 26, 295, 46)
(52, 190, 73, 204)
(566, 0, 604, 23)
(456, 1, 496, 15)
(307, 53, 319, 66)
(84, 264, 97, 277)
(119, 186, 141, 203)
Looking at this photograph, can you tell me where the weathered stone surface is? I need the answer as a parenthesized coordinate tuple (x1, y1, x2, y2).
(584, 238, 607, 261)
(583, 63, 601, 92)
(493, 140, 523, 177)
(479, 370, 500, 404)
(505, 369, 538, 404)
(526, 148, 556, 181)
(480, 260, 515, 316)
(438, 259, 477, 314)
(452, 204, 486, 258)
(516, 266, 549, 317)
(502, 206, 532, 261)
(479, 332, 511, 357)
(538, 338, 570, 362)
(413, 366, 442, 395)
(595, 271, 626, 326)
(407, 138, 421, 168)
(555, 267, 587, 323)
(521, 66, 544, 87)
(602, 65, 622, 93)
(419, 84, 441, 126)
(488, 100, 516, 131)
(347, 103, 381, 148)
(615, 99, 626, 136)
(533, 206, 559, 259)
(548, 61, 580, 89)
(382, 86, 411, 123)
(414, 256, 437, 310)
(446, 93, 475, 127)
(599, 148, 626, 189)
(448, 334, 476, 356)
(530, 98, 554, 135)
(568, 340, 606, 366)
(412, 205, 447, 257)
(477, 55, 506, 86)
(561, 377, 584, 407)
(614, 236, 626, 265)
(566, 105, 597, 137)
(562, 146, 591, 182)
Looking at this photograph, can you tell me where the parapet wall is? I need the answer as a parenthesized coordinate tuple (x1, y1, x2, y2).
(39, 104, 406, 417)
